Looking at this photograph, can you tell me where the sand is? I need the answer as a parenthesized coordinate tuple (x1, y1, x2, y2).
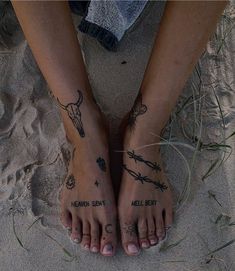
(0, 1, 235, 271)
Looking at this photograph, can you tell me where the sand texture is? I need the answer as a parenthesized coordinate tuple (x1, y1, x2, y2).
(0, 1, 235, 270)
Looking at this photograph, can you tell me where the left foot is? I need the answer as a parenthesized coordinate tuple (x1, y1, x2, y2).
(118, 94, 174, 256)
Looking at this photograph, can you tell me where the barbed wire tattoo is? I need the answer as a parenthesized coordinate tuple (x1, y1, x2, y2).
(123, 164, 167, 192)
(127, 150, 161, 173)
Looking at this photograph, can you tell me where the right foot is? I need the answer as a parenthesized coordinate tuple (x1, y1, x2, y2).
(59, 92, 117, 256)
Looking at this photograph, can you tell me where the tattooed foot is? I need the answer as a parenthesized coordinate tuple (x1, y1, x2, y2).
(118, 113, 173, 256)
(59, 104, 117, 256)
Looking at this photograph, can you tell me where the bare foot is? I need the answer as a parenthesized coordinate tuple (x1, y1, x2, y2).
(118, 94, 173, 256)
(59, 94, 117, 256)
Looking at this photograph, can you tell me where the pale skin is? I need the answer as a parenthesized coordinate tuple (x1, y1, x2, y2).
(11, 1, 227, 256)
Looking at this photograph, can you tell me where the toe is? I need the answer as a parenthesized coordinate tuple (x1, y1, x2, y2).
(147, 217, 158, 246)
(90, 221, 100, 253)
(137, 219, 150, 249)
(155, 211, 165, 242)
(120, 221, 140, 256)
(100, 222, 116, 257)
(164, 208, 173, 231)
(60, 209, 72, 230)
(70, 214, 82, 244)
(81, 221, 91, 251)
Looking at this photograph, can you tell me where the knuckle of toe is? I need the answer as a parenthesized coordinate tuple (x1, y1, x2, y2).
(148, 228, 155, 235)
(157, 230, 165, 237)
(166, 209, 173, 216)
(139, 228, 147, 235)
(83, 236, 91, 241)
(91, 230, 99, 237)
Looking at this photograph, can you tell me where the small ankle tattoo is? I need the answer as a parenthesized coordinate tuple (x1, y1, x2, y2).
(128, 93, 147, 129)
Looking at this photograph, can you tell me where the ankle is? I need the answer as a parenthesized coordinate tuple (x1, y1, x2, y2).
(60, 96, 108, 145)
(124, 128, 161, 154)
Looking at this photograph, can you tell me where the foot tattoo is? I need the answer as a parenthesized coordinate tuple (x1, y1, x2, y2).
(128, 93, 147, 128)
(123, 164, 168, 192)
(57, 89, 85, 138)
(127, 150, 161, 173)
(65, 174, 76, 190)
(94, 180, 100, 187)
(123, 223, 137, 237)
(104, 224, 113, 234)
(96, 157, 106, 172)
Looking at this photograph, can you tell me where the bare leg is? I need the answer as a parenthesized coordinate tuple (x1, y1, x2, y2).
(119, 1, 228, 256)
(11, 1, 117, 256)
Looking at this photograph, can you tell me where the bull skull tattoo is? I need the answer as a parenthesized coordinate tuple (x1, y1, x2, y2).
(57, 90, 85, 138)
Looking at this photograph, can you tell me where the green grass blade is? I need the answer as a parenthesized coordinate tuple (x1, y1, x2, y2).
(62, 248, 73, 258)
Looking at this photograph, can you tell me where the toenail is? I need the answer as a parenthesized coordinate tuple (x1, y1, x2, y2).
(71, 238, 79, 243)
(91, 247, 99, 253)
(127, 243, 139, 254)
(84, 244, 90, 251)
(102, 244, 113, 255)
(150, 239, 157, 245)
(65, 226, 71, 231)
(165, 225, 172, 231)
(158, 236, 164, 241)
(141, 242, 149, 248)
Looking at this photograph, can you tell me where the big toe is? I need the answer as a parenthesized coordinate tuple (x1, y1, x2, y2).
(120, 221, 140, 256)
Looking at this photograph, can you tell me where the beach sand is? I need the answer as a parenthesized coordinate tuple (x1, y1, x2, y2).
(0, 1, 235, 270)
